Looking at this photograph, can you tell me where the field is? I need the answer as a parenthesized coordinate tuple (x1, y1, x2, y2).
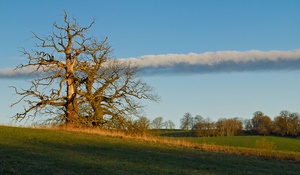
(188, 136, 300, 152)
(1, 126, 300, 175)
(160, 130, 300, 152)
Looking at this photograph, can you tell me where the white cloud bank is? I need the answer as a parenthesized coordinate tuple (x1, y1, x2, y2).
(121, 49, 300, 75)
(124, 50, 300, 67)
(0, 67, 37, 79)
(1, 49, 300, 78)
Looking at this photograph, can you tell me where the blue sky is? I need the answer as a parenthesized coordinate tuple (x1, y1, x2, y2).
(1, 0, 300, 127)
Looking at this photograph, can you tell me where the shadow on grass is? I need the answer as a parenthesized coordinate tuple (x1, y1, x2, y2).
(1, 139, 213, 175)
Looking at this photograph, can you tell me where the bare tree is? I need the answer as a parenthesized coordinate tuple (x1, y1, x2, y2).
(243, 119, 252, 131)
(215, 118, 227, 136)
(11, 11, 158, 128)
(151, 116, 164, 129)
(251, 111, 265, 131)
(224, 118, 243, 136)
(193, 117, 215, 137)
(130, 117, 151, 136)
(164, 120, 175, 130)
(11, 12, 92, 126)
(193, 115, 203, 126)
(180, 112, 193, 130)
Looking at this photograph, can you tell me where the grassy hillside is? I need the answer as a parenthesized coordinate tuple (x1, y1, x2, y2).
(0, 126, 300, 175)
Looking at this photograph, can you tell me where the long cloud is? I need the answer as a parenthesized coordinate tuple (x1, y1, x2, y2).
(1, 49, 300, 78)
(121, 49, 300, 75)
(0, 67, 38, 79)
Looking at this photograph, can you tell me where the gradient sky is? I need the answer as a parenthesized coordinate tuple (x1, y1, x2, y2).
(1, 0, 300, 127)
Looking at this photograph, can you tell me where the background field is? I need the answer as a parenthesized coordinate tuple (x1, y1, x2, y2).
(1, 126, 300, 175)
(188, 136, 300, 152)
(160, 130, 300, 152)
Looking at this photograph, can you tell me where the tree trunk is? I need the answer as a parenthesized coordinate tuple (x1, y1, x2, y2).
(65, 55, 79, 127)
(92, 103, 105, 126)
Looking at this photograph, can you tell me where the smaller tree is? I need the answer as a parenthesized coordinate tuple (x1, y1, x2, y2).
(288, 113, 300, 136)
(127, 117, 151, 136)
(215, 118, 242, 136)
(164, 120, 175, 130)
(250, 111, 273, 135)
(243, 119, 253, 131)
(215, 118, 227, 136)
(251, 111, 265, 130)
(193, 115, 203, 127)
(180, 113, 193, 130)
(273, 111, 300, 136)
(193, 117, 215, 137)
(151, 116, 164, 129)
(256, 116, 272, 136)
(226, 118, 243, 136)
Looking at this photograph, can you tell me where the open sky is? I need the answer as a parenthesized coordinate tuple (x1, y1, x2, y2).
(1, 0, 300, 128)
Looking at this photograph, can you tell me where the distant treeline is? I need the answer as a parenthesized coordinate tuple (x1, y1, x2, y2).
(150, 110, 300, 137)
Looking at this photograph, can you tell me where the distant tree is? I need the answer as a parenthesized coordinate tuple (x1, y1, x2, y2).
(243, 119, 253, 131)
(180, 113, 193, 130)
(128, 117, 151, 136)
(193, 115, 203, 127)
(273, 117, 287, 136)
(273, 111, 289, 136)
(151, 116, 164, 129)
(288, 112, 300, 136)
(251, 111, 265, 131)
(256, 115, 272, 136)
(168, 120, 176, 130)
(193, 117, 215, 137)
(215, 118, 227, 136)
(164, 120, 175, 130)
(249, 111, 272, 135)
(216, 118, 243, 136)
(273, 110, 300, 136)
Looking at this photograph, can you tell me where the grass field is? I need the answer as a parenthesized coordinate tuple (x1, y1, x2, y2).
(160, 130, 300, 152)
(1, 126, 300, 175)
(187, 136, 300, 152)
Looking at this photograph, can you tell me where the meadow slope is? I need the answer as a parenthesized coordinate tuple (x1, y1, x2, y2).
(0, 126, 299, 175)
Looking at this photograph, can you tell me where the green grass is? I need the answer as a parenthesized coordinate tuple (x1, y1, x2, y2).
(186, 136, 300, 152)
(159, 129, 194, 137)
(1, 126, 300, 175)
(160, 130, 300, 152)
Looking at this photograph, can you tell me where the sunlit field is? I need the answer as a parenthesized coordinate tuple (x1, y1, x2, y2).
(160, 130, 300, 152)
(1, 126, 300, 175)
(187, 136, 300, 152)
